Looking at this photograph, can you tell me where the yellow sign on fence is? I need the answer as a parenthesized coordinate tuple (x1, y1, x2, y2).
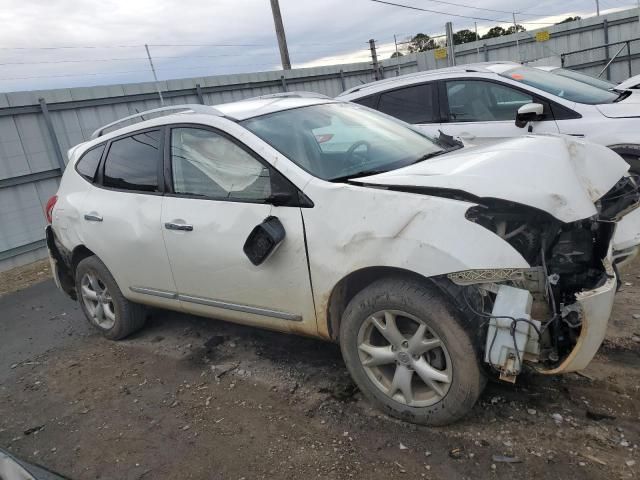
(434, 48, 448, 60)
(535, 31, 551, 42)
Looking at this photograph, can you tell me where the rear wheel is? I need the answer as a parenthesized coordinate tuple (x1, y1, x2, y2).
(75, 256, 146, 340)
(339, 277, 484, 426)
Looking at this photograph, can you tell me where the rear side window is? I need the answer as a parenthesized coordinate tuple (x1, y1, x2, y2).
(103, 130, 161, 192)
(352, 95, 377, 108)
(378, 84, 436, 123)
(76, 144, 105, 182)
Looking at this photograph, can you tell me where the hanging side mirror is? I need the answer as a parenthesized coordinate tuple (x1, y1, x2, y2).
(515, 103, 544, 128)
(243, 216, 286, 266)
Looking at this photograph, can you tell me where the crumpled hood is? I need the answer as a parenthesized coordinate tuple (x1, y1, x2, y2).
(356, 135, 629, 223)
(597, 100, 640, 116)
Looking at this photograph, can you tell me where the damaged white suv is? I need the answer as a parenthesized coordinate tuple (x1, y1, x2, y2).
(46, 95, 640, 425)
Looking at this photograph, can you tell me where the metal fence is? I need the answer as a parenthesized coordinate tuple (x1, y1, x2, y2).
(0, 8, 639, 271)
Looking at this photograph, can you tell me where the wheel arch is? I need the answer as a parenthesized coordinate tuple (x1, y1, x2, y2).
(608, 144, 640, 173)
(325, 266, 463, 341)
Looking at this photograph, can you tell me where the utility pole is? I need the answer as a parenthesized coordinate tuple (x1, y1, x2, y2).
(475, 22, 480, 61)
(512, 12, 522, 63)
(394, 34, 401, 76)
(269, 0, 291, 70)
(369, 39, 381, 80)
(445, 22, 455, 66)
(144, 44, 164, 105)
(596, 0, 600, 16)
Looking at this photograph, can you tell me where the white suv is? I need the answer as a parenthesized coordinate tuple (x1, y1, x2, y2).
(46, 96, 639, 425)
(338, 62, 640, 172)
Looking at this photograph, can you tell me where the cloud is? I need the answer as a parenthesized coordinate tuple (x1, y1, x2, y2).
(0, 0, 636, 92)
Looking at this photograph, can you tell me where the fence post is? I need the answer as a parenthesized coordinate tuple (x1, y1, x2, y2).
(280, 75, 288, 92)
(603, 19, 611, 80)
(195, 83, 205, 104)
(38, 98, 65, 171)
(483, 43, 489, 62)
(339, 69, 346, 91)
(627, 41, 633, 78)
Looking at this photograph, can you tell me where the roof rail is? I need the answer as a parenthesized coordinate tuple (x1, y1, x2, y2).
(90, 104, 223, 139)
(252, 91, 331, 100)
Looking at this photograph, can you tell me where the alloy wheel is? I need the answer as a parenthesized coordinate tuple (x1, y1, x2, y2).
(80, 271, 116, 330)
(356, 310, 452, 407)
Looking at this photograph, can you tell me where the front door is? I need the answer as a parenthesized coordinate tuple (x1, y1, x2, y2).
(436, 79, 559, 144)
(160, 126, 316, 334)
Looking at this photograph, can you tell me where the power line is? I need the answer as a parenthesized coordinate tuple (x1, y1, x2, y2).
(415, 0, 546, 16)
(369, 0, 560, 24)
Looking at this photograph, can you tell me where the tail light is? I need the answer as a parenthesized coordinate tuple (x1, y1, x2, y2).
(315, 134, 334, 144)
(45, 195, 58, 224)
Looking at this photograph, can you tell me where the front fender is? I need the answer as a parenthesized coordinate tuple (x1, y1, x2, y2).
(301, 181, 530, 337)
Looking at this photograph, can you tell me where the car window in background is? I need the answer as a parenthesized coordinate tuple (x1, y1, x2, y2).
(446, 80, 533, 122)
(501, 66, 619, 104)
(552, 68, 616, 91)
(242, 103, 443, 181)
(103, 130, 160, 192)
(76, 144, 105, 182)
(352, 95, 377, 108)
(170, 127, 270, 201)
(377, 84, 437, 124)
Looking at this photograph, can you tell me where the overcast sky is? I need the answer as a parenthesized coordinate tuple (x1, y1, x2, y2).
(0, 0, 637, 92)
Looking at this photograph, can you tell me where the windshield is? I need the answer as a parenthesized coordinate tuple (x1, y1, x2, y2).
(241, 102, 444, 181)
(552, 68, 616, 91)
(501, 66, 619, 104)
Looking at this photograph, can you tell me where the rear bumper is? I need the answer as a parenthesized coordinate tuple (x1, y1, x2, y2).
(540, 259, 617, 374)
(45, 226, 76, 300)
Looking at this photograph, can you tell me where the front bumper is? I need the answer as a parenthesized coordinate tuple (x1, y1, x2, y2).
(540, 259, 617, 374)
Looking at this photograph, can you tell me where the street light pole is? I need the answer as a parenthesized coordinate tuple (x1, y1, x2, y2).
(596, 0, 600, 16)
(269, 0, 291, 70)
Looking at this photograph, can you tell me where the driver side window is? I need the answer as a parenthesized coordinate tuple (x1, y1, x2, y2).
(170, 127, 271, 201)
(445, 80, 533, 122)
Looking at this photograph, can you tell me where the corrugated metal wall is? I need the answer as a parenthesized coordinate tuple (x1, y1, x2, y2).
(0, 8, 638, 271)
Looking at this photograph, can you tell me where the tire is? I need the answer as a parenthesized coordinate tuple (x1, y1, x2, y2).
(339, 277, 485, 426)
(610, 145, 640, 174)
(75, 255, 146, 340)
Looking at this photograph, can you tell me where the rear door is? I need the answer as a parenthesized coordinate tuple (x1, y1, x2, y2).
(80, 128, 179, 309)
(160, 125, 316, 335)
(438, 78, 559, 143)
(376, 82, 442, 138)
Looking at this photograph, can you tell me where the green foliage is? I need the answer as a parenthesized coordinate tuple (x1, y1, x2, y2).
(407, 33, 439, 52)
(556, 16, 581, 24)
(452, 29, 479, 45)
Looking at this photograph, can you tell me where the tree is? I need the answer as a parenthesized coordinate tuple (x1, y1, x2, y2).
(506, 24, 526, 35)
(556, 16, 581, 24)
(453, 29, 479, 45)
(407, 33, 438, 52)
(482, 26, 507, 39)
(390, 51, 404, 58)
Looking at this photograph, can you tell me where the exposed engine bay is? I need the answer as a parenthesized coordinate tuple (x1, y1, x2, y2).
(450, 175, 640, 382)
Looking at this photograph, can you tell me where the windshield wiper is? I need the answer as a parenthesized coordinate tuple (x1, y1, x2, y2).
(613, 89, 632, 103)
(329, 169, 389, 183)
(411, 150, 447, 164)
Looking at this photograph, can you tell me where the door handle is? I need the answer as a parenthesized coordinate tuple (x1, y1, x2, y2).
(165, 222, 194, 232)
(84, 213, 103, 222)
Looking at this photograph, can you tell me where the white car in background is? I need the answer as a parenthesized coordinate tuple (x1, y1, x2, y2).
(338, 62, 640, 172)
(535, 66, 640, 93)
(46, 96, 639, 426)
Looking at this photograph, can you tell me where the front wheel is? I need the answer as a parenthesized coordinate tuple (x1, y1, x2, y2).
(339, 278, 485, 426)
(75, 255, 146, 340)
(611, 145, 640, 174)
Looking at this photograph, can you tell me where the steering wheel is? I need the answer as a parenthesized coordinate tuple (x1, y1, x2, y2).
(345, 140, 372, 165)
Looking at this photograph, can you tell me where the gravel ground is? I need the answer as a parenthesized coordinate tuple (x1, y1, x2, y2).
(0, 259, 638, 479)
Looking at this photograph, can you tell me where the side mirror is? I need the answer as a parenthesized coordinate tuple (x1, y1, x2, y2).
(243, 216, 286, 266)
(515, 103, 544, 128)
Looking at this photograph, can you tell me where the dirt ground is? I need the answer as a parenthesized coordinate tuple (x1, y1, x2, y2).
(0, 258, 639, 479)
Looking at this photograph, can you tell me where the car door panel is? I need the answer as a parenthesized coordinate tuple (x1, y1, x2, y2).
(438, 79, 559, 144)
(80, 129, 179, 309)
(160, 125, 317, 335)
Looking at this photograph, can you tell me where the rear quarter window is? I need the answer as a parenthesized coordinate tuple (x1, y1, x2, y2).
(75, 144, 105, 182)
